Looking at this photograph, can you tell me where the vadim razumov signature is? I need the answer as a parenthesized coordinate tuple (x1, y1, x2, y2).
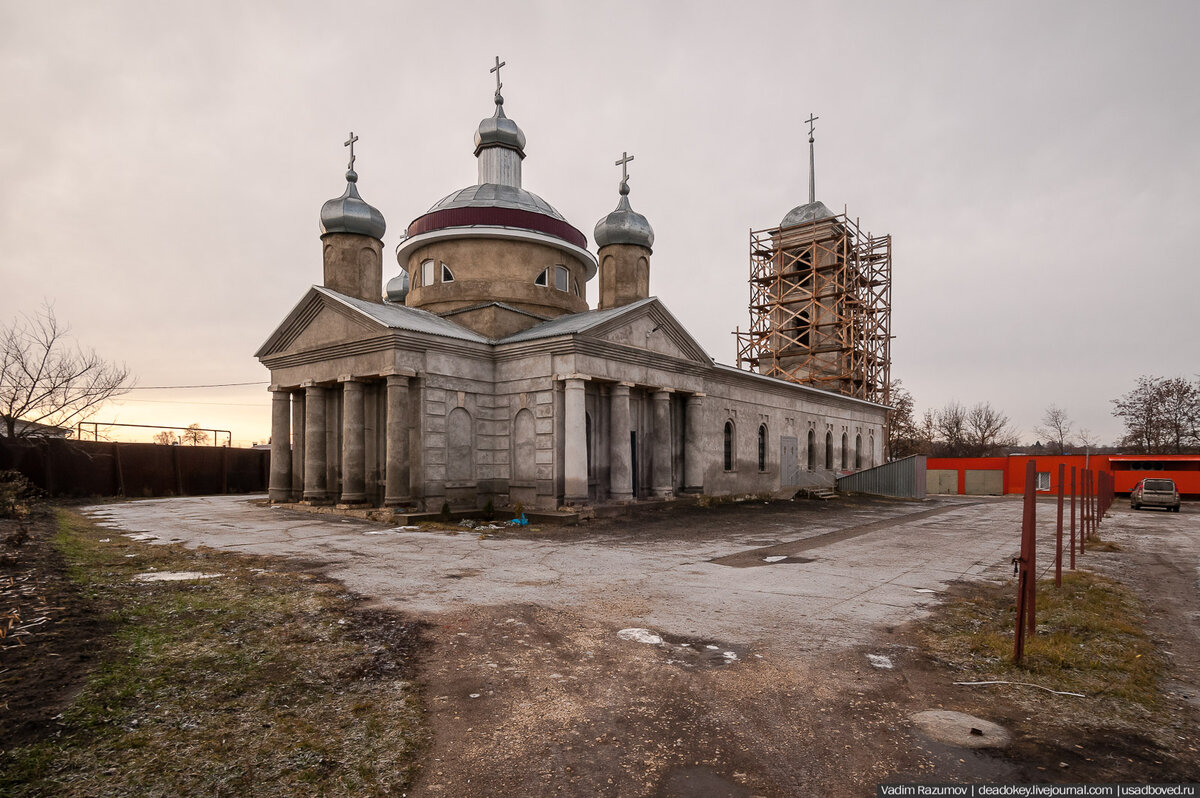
(878, 785, 1199, 798)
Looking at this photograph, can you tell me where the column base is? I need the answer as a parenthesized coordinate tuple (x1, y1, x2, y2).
(651, 488, 674, 498)
(384, 496, 415, 509)
(678, 486, 703, 494)
(268, 490, 292, 502)
(299, 497, 333, 506)
(336, 499, 371, 509)
(608, 492, 635, 504)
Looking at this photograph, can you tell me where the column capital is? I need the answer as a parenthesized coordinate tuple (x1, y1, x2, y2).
(689, 392, 706, 399)
(610, 382, 632, 396)
(386, 373, 412, 387)
(381, 367, 417, 378)
(338, 374, 361, 384)
(300, 379, 318, 388)
(652, 387, 673, 397)
(556, 373, 592, 383)
(269, 384, 293, 393)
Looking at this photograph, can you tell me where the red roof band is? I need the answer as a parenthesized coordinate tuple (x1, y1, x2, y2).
(406, 206, 588, 249)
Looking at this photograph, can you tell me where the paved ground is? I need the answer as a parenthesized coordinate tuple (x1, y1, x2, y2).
(78, 495, 1200, 795)
(84, 495, 1045, 655)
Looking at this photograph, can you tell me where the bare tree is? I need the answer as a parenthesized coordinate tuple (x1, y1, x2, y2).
(152, 430, 177, 446)
(1033, 404, 1074, 454)
(181, 424, 209, 446)
(1112, 375, 1200, 453)
(885, 380, 926, 458)
(1076, 427, 1100, 450)
(932, 401, 968, 456)
(965, 402, 1020, 456)
(1, 305, 132, 439)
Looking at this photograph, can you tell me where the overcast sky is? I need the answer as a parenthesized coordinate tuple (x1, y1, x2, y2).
(2, 0, 1198, 446)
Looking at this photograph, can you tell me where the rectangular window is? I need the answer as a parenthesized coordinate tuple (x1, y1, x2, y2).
(555, 265, 569, 291)
(422, 259, 435, 287)
(1036, 472, 1051, 491)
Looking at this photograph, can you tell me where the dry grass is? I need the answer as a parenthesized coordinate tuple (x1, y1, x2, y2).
(922, 571, 1160, 720)
(0, 509, 425, 797)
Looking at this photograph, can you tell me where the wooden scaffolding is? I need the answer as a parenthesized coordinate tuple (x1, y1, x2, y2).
(734, 211, 891, 405)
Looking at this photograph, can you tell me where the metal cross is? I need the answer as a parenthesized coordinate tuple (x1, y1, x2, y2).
(805, 113, 819, 141)
(615, 151, 635, 182)
(490, 56, 505, 94)
(344, 131, 358, 170)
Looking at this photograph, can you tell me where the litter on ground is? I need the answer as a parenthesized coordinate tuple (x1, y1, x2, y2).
(866, 653, 894, 669)
(133, 571, 224, 583)
(617, 628, 664, 646)
(763, 555, 787, 563)
(123, 533, 157, 542)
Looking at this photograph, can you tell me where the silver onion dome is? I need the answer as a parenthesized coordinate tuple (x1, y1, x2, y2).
(320, 170, 387, 240)
(385, 269, 409, 303)
(781, 199, 834, 228)
(474, 94, 527, 155)
(594, 180, 654, 250)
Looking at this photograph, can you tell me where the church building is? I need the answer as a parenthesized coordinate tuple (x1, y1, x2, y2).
(256, 63, 889, 511)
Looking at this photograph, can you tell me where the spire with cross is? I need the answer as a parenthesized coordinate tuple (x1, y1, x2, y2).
(345, 131, 359, 172)
(490, 56, 505, 101)
(805, 114, 818, 204)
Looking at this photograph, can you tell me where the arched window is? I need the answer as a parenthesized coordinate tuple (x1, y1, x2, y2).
(841, 433, 848, 470)
(723, 421, 734, 471)
(855, 434, 863, 469)
(757, 424, 767, 471)
(807, 429, 816, 471)
(421, 259, 435, 288)
(869, 433, 875, 467)
(441, 263, 454, 283)
(824, 430, 833, 470)
(554, 265, 569, 291)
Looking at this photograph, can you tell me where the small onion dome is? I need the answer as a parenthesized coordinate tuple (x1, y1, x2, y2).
(594, 180, 654, 250)
(320, 170, 387, 240)
(385, 270, 409, 303)
(474, 94, 526, 156)
(781, 199, 834, 228)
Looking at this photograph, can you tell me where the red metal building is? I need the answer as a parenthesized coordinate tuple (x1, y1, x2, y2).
(925, 454, 1200, 497)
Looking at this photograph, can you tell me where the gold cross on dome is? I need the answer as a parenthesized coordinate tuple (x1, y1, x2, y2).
(344, 131, 358, 170)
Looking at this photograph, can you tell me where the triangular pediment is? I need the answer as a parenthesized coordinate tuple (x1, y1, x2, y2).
(255, 287, 385, 359)
(586, 299, 712, 365)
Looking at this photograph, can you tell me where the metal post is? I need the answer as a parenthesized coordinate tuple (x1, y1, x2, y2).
(1014, 459, 1037, 662)
(1069, 466, 1076, 571)
(1080, 470, 1088, 553)
(1055, 463, 1064, 588)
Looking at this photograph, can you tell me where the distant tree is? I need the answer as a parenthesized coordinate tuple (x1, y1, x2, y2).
(1112, 375, 1200, 453)
(181, 424, 209, 446)
(152, 430, 177, 446)
(1033, 404, 1074, 454)
(0, 305, 132, 439)
(931, 401, 968, 456)
(1076, 427, 1100, 451)
(885, 380, 926, 458)
(964, 402, 1020, 456)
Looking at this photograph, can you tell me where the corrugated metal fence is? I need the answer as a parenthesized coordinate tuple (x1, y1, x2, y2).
(836, 455, 927, 499)
(0, 438, 269, 498)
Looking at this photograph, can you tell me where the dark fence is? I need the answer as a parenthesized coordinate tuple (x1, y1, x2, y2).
(0, 438, 269, 498)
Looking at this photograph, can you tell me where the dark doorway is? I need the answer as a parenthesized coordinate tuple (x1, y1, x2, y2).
(630, 431, 639, 498)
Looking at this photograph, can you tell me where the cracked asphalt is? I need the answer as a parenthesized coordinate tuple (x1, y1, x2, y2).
(82, 494, 1049, 654)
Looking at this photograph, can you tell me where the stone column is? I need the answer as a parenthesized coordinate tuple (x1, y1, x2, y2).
(384, 375, 411, 507)
(302, 383, 328, 502)
(651, 389, 673, 498)
(268, 387, 292, 502)
(682, 393, 705, 493)
(340, 378, 366, 504)
(608, 383, 633, 502)
(563, 377, 589, 504)
(290, 391, 306, 500)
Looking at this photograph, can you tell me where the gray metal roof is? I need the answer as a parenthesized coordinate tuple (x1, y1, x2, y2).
(426, 183, 566, 221)
(474, 97, 526, 154)
(316, 286, 490, 344)
(780, 200, 834, 228)
(496, 297, 657, 344)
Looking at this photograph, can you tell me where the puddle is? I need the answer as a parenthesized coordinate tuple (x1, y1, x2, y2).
(656, 766, 751, 797)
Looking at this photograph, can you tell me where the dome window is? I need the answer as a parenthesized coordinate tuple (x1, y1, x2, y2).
(441, 263, 454, 283)
(535, 268, 548, 287)
(572, 279, 580, 296)
(554, 265, 568, 292)
(421, 259, 435, 288)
